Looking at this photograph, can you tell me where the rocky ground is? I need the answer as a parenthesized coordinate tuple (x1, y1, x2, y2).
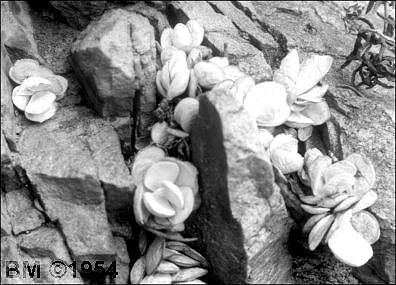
(1, 1, 394, 284)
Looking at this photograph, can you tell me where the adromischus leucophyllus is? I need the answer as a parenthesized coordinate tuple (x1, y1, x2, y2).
(9, 59, 68, 123)
(156, 50, 190, 100)
(132, 146, 200, 232)
(299, 148, 379, 267)
(273, 49, 333, 128)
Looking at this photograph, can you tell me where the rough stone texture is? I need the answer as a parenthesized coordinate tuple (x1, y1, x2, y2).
(16, 226, 83, 284)
(1, 1, 43, 62)
(70, 7, 158, 148)
(111, 237, 131, 284)
(1, 45, 16, 149)
(17, 106, 135, 264)
(70, 8, 157, 117)
(49, 1, 108, 30)
(189, 83, 293, 284)
(5, 188, 45, 235)
(237, 1, 356, 58)
(169, 1, 273, 81)
(1, 192, 12, 237)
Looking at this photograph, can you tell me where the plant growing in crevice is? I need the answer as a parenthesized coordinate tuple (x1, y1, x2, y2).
(341, 1, 395, 90)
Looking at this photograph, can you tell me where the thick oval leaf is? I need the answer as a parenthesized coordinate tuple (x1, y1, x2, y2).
(169, 186, 194, 224)
(243, 81, 291, 127)
(308, 155, 332, 196)
(157, 181, 185, 209)
(300, 101, 331, 125)
(351, 190, 378, 213)
(229, 76, 255, 105)
(151, 122, 169, 144)
(297, 84, 328, 103)
(145, 237, 165, 275)
(174, 98, 199, 133)
(208, 56, 229, 68)
(186, 20, 204, 46)
(130, 256, 146, 284)
(133, 184, 150, 225)
(194, 61, 225, 89)
(270, 149, 303, 174)
(345, 153, 376, 188)
(328, 222, 373, 267)
(12, 87, 31, 111)
(295, 54, 333, 95)
(8, 58, 40, 84)
(25, 102, 57, 123)
(308, 214, 335, 250)
(351, 210, 380, 244)
(323, 160, 357, 183)
(143, 192, 176, 218)
(161, 27, 174, 48)
(285, 111, 314, 128)
(172, 23, 192, 49)
(144, 161, 180, 191)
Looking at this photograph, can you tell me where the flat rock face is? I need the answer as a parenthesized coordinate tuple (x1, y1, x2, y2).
(169, 1, 273, 82)
(71, 8, 157, 118)
(190, 84, 293, 284)
(17, 106, 134, 263)
(1, 1, 42, 62)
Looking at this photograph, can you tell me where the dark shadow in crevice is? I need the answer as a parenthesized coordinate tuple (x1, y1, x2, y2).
(185, 95, 247, 284)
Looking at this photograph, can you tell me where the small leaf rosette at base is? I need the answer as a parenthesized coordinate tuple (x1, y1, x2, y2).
(299, 148, 380, 267)
(132, 146, 200, 232)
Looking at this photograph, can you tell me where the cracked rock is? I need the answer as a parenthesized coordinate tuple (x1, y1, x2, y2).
(5, 188, 45, 235)
(18, 106, 134, 266)
(70, 7, 157, 148)
(189, 84, 293, 283)
(1, 1, 43, 62)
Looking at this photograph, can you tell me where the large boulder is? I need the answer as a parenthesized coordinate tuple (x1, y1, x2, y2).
(1, 1, 42, 62)
(17, 106, 135, 266)
(70, 8, 157, 148)
(189, 83, 293, 284)
(169, 1, 273, 81)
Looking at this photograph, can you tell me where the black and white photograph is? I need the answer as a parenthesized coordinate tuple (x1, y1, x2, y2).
(1, 1, 395, 284)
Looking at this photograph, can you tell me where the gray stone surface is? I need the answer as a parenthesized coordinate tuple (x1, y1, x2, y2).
(17, 106, 135, 265)
(189, 82, 293, 284)
(1, 1, 43, 62)
(169, 1, 273, 82)
(49, 1, 108, 30)
(5, 188, 45, 235)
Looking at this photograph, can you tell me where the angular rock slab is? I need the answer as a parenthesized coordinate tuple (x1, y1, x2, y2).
(323, 87, 395, 284)
(70, 8, 157, 118)
(18, 106, 134, 265)
(1, 1, 43, 61)
(189, 85, 293, 283)
(169, 1, 272, 81)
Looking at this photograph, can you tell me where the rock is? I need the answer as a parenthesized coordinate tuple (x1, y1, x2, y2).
(235, 1, 356, 57)
(1, 236, 25, 284)
(124, 2, 170, 41)
(1, 45, 16, 150)
(169, 1, 273, 81)
(109, 237, 131, 284)
(17, 226, 83, 283)
(5, 188, 45, 235)
(18, 106, 135, 265)
(1, 1, 43, 62)
(49, 1, 108, 30)
(1, 192, 12, 237)
(70, 7, 157, 147)
(189, 83, 293, 283)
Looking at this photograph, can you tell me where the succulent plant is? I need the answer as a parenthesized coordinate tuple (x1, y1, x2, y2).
(156, 50, 190, 100)
(273, 49, 333, 129)
(268, 133, 304, 174)
(161, 20, 204, 51)
(298, 148, 380, 267)
(9, 59, 68, 123)
(130, 236, 208, 284)
(132, 146, 200, 232)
